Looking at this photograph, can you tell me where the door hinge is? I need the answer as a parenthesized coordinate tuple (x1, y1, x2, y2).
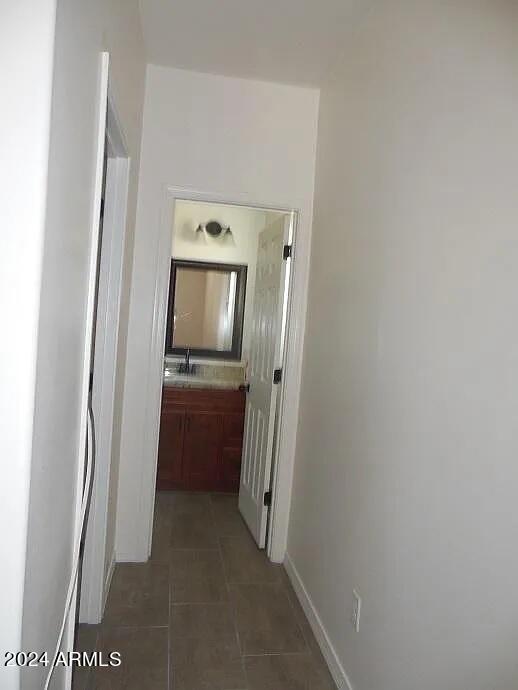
(239, 383, 250, 393)
(263, 490, 272, 507)
(273, 368, 282, 384)
(283, 244, 292, 260)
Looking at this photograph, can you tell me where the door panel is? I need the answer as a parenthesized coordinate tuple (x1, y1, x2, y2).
(239, 216, 291, 547)
(157, 409, 185, 489)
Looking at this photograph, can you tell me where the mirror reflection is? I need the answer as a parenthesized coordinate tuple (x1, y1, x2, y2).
(166, 260, 247, 359)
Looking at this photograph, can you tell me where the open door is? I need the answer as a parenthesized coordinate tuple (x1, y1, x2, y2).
(239, 214, 291, 548)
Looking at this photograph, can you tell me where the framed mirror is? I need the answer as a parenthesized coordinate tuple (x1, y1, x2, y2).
(165, 259, 247, 360)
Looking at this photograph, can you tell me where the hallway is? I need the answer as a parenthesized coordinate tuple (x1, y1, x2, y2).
(74, 491, 336, 689)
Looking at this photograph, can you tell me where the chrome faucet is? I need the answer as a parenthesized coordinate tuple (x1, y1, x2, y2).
(178, 348, 195, 375)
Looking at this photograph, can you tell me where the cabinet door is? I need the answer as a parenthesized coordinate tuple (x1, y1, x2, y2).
(183, 412, 222, 490)
(221, 412, 245, 491)
(221, 447, 243, 491)
(157, 409, 185, 489)
(223, 413, 245, 446)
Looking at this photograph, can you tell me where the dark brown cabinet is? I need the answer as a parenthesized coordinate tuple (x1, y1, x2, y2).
(183, 411, 221, 488)
(157, 387, 245, 492)
(157, 409, 185, 486)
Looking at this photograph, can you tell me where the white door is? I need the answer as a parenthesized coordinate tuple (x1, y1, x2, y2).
(239, 215, 291, 547)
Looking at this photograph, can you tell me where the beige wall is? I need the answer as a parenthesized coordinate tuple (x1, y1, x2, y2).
(288, 2, 518, 690)
(203, 272, 231, 349)
(173, 269, 207, 347)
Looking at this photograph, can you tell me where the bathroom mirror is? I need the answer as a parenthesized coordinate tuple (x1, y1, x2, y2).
(165, 259, 247, 360)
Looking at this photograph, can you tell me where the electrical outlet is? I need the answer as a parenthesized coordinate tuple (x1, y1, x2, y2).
(351, 589, 362, 633)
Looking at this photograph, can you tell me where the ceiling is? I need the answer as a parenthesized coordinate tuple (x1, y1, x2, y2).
(139, 0, 359, 87)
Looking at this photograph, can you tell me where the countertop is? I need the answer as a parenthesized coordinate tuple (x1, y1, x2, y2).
(163, 363, 245, 391)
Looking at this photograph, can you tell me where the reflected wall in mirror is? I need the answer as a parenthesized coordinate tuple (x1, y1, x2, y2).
(165, 259, 247, 360)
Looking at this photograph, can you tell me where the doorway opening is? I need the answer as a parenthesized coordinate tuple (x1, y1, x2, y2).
(155, 199, 295, 551)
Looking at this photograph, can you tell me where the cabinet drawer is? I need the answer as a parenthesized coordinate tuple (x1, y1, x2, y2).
(162, 386, 245, 412)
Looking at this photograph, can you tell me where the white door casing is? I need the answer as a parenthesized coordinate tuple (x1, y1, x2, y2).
(79, 93, 130, 624)
(135, 187, 309, 569)
(239, 215, 291, 547)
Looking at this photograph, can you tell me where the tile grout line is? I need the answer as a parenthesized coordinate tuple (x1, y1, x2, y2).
(217, 495, 312, 672)
(164, 493, 328, 686)
(279, 579, 311, 654)
(162, 493, 336, 687)
(154, 492, 338, 689)
(242, 650, 313, 658)
(168, 493, 248, 685)
(211, 493, 249, 688)
(99, 624, 170, 630)
(279, 568, 320, 658)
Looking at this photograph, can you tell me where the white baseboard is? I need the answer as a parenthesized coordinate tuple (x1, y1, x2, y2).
(102, 551, 116, 616)
(284, 554, 354, 690)
(115, 552, 148, 563)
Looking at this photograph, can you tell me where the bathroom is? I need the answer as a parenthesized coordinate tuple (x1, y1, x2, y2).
(157, 198, 293, 540)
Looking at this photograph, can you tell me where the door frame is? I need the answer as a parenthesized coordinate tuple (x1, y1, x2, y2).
(139, 185, 313, 563)
(78, 87, 130, 624)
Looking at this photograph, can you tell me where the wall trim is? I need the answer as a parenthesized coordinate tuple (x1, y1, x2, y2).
(284, 554, 354, 690)
(79, 95, 130, 625)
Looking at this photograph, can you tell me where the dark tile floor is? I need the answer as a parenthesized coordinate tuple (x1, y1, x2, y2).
(73, 491, 336, 689)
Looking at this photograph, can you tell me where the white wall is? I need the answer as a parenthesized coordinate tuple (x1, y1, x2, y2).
(0, 4, 57, 688)
(117, 65, 319, 560)
(288, 2, 518, 690)
(172, 200, 283, 361)
(15, 1, 146, 688)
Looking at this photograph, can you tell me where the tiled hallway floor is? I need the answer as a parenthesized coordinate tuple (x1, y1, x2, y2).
(74, 491, 336, 689)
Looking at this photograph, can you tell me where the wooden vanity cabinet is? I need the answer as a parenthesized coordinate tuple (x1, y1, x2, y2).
(156, 387, 245, 492)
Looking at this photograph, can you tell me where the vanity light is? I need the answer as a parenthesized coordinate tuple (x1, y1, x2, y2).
(195, 220, 232, 238)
